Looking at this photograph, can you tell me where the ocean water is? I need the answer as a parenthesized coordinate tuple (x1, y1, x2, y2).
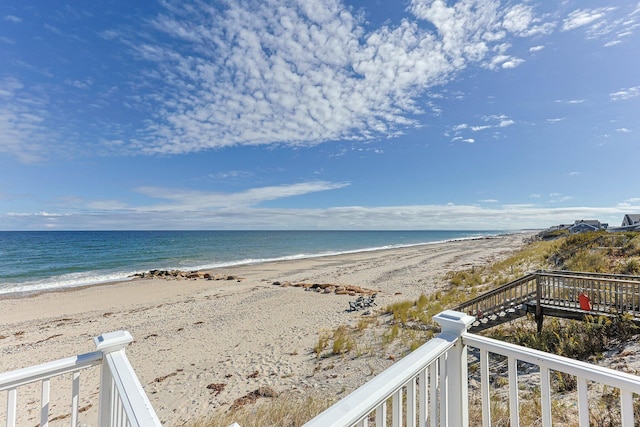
(0, 230, 504, 295)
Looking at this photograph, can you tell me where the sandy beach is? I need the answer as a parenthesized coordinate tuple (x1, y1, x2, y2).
(0, 233, 530, 426)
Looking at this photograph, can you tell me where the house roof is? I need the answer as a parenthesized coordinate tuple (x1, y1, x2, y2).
(623, 214, 640, 225)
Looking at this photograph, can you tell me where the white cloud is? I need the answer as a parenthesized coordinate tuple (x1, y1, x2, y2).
(548, 193, 574, 203)
(555, 99, 585, 105)
(0, 77, 52, 162)
(462, 138, 475, 144)
(604, 40, 622, 47)
(622, 197, 640, 204)
(529, 45, 545, 52)
(560, 5, 640, 46)
(448, 113, 514, 141)
(4, 15, 22, 23)
(616, 128, 631, 133)
(610, 86, 640, 101)
(3, 202, 636, 231)
(132, 181, 350, 211)
(64, 78, 93, 89)
(501, 57, 524, 68)
(116, 0, 553, 155)
(562, 8, 614, 32)
(502, 4, 534, 35)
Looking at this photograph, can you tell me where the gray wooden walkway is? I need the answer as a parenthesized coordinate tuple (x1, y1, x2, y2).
(454, 270, 640, 331)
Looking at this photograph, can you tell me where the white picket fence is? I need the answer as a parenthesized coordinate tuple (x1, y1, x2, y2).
(0, 330, 161, 427)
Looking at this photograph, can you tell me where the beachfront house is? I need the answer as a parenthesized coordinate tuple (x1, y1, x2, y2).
(3, 310, 640, 426)
(568, 219, 608, 234)
(622, 214, 640, 228)
(608, 214, 640, 232)
(541, 219, 609, 237)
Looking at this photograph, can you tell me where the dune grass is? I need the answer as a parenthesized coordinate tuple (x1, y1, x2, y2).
(193, 394, 335, 427)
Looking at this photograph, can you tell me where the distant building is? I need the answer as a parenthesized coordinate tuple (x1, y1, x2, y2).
(569, 219, 608, 234)
(540, 219, 609, 238)
(609, 214, 640, 232)
(622, 214, 640, 228)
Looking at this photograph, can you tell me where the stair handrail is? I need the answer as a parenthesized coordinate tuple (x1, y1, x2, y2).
(541, 270, 640, 282)
(454, 272, 538, 317)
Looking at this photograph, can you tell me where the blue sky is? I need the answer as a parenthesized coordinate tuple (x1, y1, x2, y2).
(1, 0, 639, 230)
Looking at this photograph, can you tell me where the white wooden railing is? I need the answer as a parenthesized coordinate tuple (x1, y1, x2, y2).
(5, 314, 640, 427)
(0, 331, 161, 427)
(304, 310, 640, 427)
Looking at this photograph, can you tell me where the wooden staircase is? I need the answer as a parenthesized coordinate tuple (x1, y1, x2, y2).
(454, 270, 640, 331)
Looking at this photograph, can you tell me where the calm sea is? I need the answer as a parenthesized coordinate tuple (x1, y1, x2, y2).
(0, 230, 505, 295)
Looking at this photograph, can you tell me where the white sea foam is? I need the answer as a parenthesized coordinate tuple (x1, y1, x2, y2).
(0, 232, 505, 296)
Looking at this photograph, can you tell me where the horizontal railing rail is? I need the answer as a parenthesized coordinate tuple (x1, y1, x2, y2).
(0, 351, 103, 427)
(304, 311, 476, 427)
(464, 332, 640, 427)
(454, 273, 537, 321)
(304, 310, 640, 427)
(0, 331, 161, 427)
(0, 352, 103, 392)
(454, 271, 640, 330)
(537, 272, 640, 316)
(542, 270, 640, 281)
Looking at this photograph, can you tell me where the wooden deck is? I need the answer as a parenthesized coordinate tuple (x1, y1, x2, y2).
(454, 270, 640, 331)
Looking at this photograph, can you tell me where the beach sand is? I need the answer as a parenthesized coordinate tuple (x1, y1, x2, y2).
(0, 233, 531, 426)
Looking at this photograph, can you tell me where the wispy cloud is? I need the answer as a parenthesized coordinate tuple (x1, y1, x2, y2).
(610, 86, 640, 101)
(548, 193, 574, 203)
(448, 113, 514, 141)
(3, 202, 636, 231)
(0, 77, 52, 162)
(112, 0, 553, 155)
(4, 15, 21, 23)
(555, 99, 586, 105)
(132, 181, 350, 211)
(562, 8, 614, 32)
(561, 5, 640, 46)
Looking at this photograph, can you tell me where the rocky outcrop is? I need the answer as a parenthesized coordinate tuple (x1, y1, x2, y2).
(271, 281, 378, 296)
(130, 270, 243, 281)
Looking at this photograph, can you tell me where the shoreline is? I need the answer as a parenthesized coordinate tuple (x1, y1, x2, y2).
(0, 232, 532, 426)
(0, 231, 525, 299)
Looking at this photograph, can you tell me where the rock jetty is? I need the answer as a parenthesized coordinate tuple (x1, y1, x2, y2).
(130, 270, 243, 281)
(270, 281, 378, 296)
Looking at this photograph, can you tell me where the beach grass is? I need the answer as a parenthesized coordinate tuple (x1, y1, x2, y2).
(193, 394, 335, 427)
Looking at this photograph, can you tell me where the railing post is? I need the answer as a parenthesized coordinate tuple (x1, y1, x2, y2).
(433, 310, 475, 427)
(536, 273, 544, 333)
(94, 331, 134, 427)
